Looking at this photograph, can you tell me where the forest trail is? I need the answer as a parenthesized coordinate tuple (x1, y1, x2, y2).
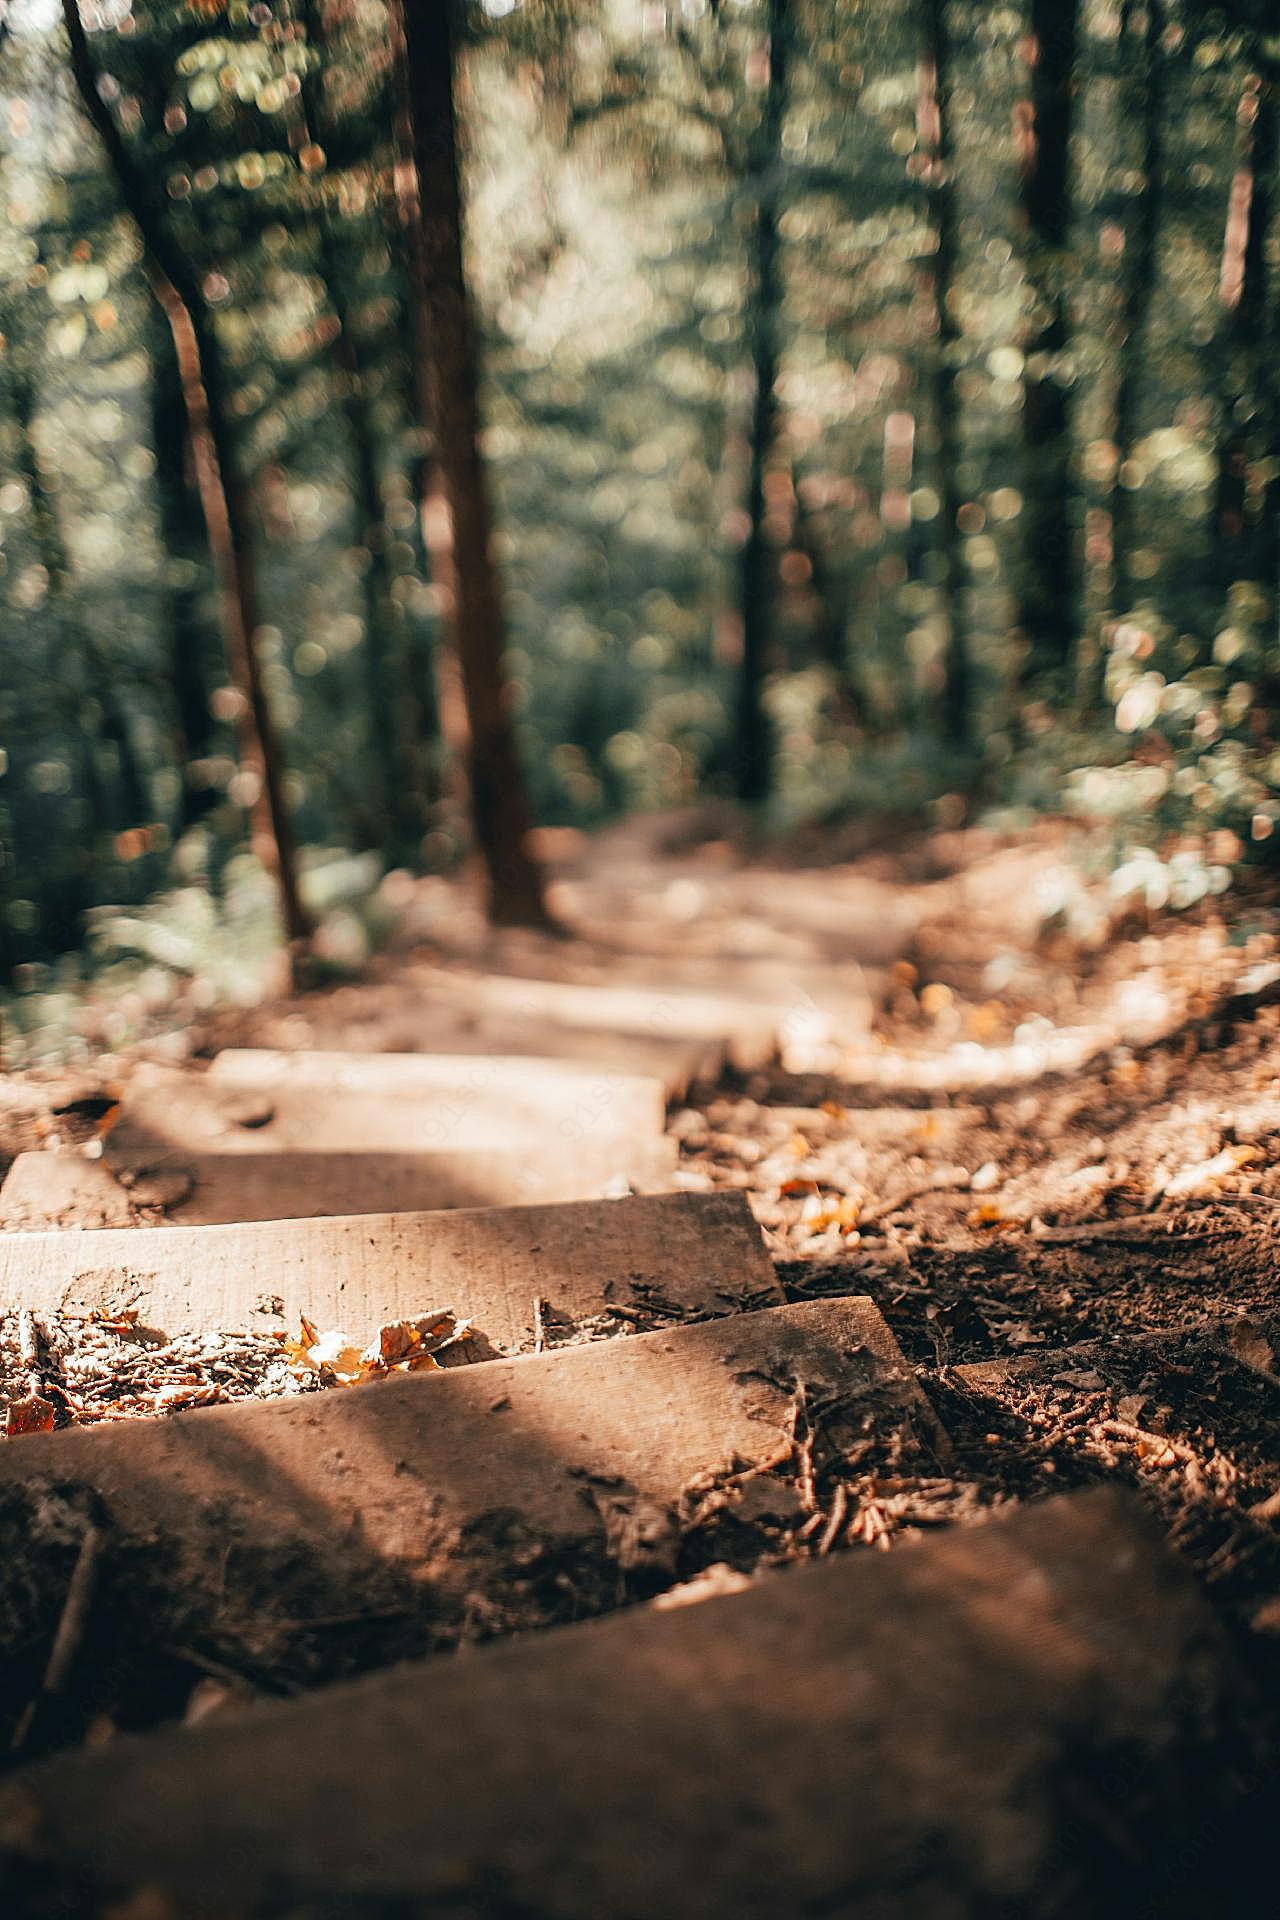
(0, 821, 1277, 1915)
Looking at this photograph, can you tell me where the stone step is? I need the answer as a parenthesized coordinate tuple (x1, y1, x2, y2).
(0, 1298, 934, 1713)
(207, 1046, 668, 1122)
(430, 973, 781, 1070)
(0, 1190, 778, 1344)
(252, 1005, 722, 1099)
(108, 1058, 666, 1160)
(0, 1487, 1254, 1919)
(2, 1135, 680, 1227)
(131, 1138, 682, 1222)
(0, 1154, 138, 1232)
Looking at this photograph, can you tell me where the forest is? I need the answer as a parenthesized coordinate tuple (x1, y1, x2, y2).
(3, 6, 1280, 1907)
(0, 0, 1277, 1015)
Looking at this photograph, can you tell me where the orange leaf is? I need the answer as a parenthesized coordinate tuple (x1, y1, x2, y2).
(966, 1203, 1017, 1232)
(6, 1395, 56, 1437)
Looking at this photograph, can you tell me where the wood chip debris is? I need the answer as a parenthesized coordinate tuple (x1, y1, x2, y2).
(0, 1305, 471, 1432)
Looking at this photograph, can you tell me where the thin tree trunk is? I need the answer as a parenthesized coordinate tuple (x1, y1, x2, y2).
(734, 0, 787, 805)
(151, 319, 220, 834)
(918, 0, 968, 743)
(1109, 0, 1165, 621)
(396, 0, 550, 928)
(1214, 61, 1278, 602)
(1015, 0, 1080, 689)
(61, 0, 309, 945)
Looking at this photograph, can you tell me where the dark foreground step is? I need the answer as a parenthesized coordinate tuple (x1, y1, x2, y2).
(0, 1487, 1259, 1920)
(1, 1134, 679, 1226)
(0, 1189, 777, 1344)
(0, 1298, 937, 1724)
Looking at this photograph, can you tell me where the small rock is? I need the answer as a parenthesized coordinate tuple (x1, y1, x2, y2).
(653, 1563, 753, 1611)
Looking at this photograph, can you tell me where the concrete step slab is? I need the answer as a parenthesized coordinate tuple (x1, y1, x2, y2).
(251, 1006, 722, 1099)
(109, 1058, 666, 1159)
(208, 1046, 668, 1120)
(431, 973, 782, 1069)
(0, 1190, 778, 1345)
(3, 1135, 680, 1227)
(122, 1136, 681, 1221)
(0, 1299, 934, 1703)
(0, 1488, 1256, 1920)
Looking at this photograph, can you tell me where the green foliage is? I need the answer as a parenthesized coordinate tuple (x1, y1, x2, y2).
(1, 0, 1279, 976)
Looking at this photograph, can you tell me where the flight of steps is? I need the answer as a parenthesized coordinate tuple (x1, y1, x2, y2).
(0, 1006, 1263, 1916)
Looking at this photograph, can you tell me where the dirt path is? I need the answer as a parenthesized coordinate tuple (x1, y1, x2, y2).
(0, 820, 1276, 1914)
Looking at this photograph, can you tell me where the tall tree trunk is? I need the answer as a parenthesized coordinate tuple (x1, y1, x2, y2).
(151, 319, 221, 835)
(298, 0, 429, 862)
(61, 0, 310, 946)
(918, 0, 968, 744)
(1015, 0, 1080, 689)
(396, 0, 550, 928)
(1214, 60, 1279, 604)
(734, 0, 787, 805)
(1109, 0, 1165, 622)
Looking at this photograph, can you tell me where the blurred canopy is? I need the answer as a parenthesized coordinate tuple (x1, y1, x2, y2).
(2, 0, 1280, 970)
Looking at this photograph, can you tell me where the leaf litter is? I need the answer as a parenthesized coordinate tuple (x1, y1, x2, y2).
(0, 1305, 472, 1432)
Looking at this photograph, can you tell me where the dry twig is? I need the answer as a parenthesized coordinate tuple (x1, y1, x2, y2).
(10, 1524, 105, 1757)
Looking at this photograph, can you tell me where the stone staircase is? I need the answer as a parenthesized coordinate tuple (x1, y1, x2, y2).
(0, 987, 1263, 1916)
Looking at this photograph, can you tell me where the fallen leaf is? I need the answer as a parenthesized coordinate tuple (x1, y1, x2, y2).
(800, 1193, 861, 1236)
(5, 1395, 56, 1436)
(307, 1329, 368, 1383)
(280, 1309, 467, 1387)
(278, 1314, 321, 1372)
(966, 1203, 1018, 1231)
(368, 1312, 460, 1367)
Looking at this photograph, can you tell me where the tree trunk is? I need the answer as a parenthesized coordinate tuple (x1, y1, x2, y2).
(298, 0, 429, 863)
(151, 319, 221, 835)
(396, 0, 550, 928)
(918, 0, 968, 743)
(1214, 60, 1278, 604)
(734, 0, 787, 805)
(61, 0, 310, 947)
(1015, 0, 1080, 690)
(1109, 0, 1165, 621)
